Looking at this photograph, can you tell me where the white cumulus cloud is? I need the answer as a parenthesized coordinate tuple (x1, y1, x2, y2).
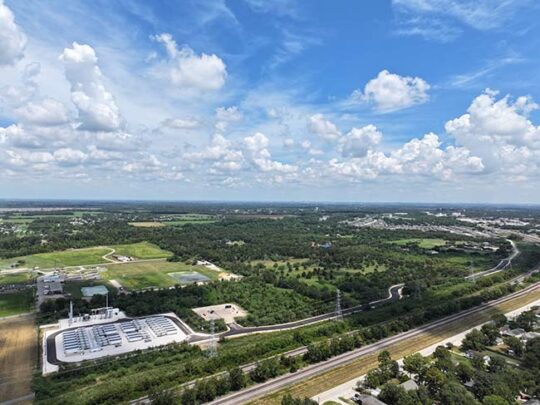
(308, 114, 341, 140)
(0, 0, 26, 65)
(354, 70, 430, 112)
(14, 98, 69, 126)
(340, 125, 383, 158)
(152, 33, 227, 92)
(445, 89, 540, 175)
(60, 42, 124, 132)
(244, 132, 297, 173)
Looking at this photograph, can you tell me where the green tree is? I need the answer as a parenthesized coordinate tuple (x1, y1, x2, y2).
(424, 366, 446, 395)
(503, 336, 523, 356)
(515, 310, 536, 331)
(480, 323, 500, 346)
(180, 388, 197, 405)
(378, 383, 410, 405)
(281, 393, 317, 405)
(462, 329, 488, 351)
(524, 337, 540, 369)
(490, 314, 507, 328)
(228, 367, 246, 391)
(456, 363, 475, 383)
(403, 353, 429, 377)
(482, 395, 508, 405)
(149, 389, 178, 405)
(439, 381, 479, 405)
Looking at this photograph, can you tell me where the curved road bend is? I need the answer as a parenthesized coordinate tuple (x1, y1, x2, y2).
(465, 239, 519, 280)
(210, 281, 540, 405)
(216, 284, 404, 339)
(221, 240, 517, 339)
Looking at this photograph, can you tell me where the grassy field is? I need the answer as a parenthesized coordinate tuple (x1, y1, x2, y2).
(102, 261, 219, 290)
(111, 242, 172, 260)
(0, 218, 35, 224)
(0, 247, 112, 270)
(254, 287, 540, 404)
(0, 289, 34, 317)
(444, 254, 499, 273)
(0, 272, 35, 285)
(165, 219, 217, 226)
(391, 238, 448, 249)
(0, 242, 172, 270)
(163, 213, 217, 226)
(0, 315, 37, 402)
(251, 258, 387, 279)
(128, 222, 166, 228)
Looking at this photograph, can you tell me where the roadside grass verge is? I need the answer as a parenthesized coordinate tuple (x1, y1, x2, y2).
(254, 287, 540, 404)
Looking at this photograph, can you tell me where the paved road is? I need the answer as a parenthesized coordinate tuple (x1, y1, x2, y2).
(209, 281, 540, 405)
(217, 284, 404, 339)
(224, 240, 517, 339)
(465, 239, 519, 280)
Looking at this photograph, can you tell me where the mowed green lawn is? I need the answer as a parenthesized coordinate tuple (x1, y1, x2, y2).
(0, 272, 35, 285)
(111, 242, 172, 260)
(0, 242, 172, 270)
(0, 290, 34, 317)
(391, 238, 448, 249)
(102, 261, 219, 290)
(0, 247, 112, 270)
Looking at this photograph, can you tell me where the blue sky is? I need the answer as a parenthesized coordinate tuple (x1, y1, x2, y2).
(0, 0, 540, 203)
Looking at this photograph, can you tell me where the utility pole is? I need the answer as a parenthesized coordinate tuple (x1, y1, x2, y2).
(208, 318, 217, 357)
(335, 288, 343, 321)
(470, 256, 475, 283)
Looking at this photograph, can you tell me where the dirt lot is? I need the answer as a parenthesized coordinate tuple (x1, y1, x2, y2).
(0, 314, 37, 403)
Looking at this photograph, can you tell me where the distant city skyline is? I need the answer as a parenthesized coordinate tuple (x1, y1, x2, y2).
(1, 0, 539, 203)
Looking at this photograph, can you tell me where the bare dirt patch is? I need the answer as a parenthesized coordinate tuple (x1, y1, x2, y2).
(0, 314, 37, 402)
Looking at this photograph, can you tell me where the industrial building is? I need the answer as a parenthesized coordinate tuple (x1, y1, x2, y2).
(60, 316, 181, 357)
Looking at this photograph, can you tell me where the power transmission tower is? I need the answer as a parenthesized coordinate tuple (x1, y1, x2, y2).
(335, 288, 343, 321)
(469, 256, 475, 283)
(208, 318, 217, 357)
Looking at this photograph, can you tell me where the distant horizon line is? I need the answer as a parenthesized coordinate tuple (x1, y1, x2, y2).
(0, 197, 539, 208)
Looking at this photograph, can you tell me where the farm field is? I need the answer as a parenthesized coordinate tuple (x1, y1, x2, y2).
(390, 238, 448, 249)
(111, 241, 172, 260)
(0, 289, 34, 317)
(0, 315, 37, 403)
(128, 221, 165, 228)
(102, 261, 220, 290)
(0, 271, 35, 285)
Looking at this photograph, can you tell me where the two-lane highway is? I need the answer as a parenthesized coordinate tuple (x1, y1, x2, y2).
(209, 281, 540, 405)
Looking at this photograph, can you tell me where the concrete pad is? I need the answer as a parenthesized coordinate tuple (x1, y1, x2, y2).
(192, 303, 248, 324)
